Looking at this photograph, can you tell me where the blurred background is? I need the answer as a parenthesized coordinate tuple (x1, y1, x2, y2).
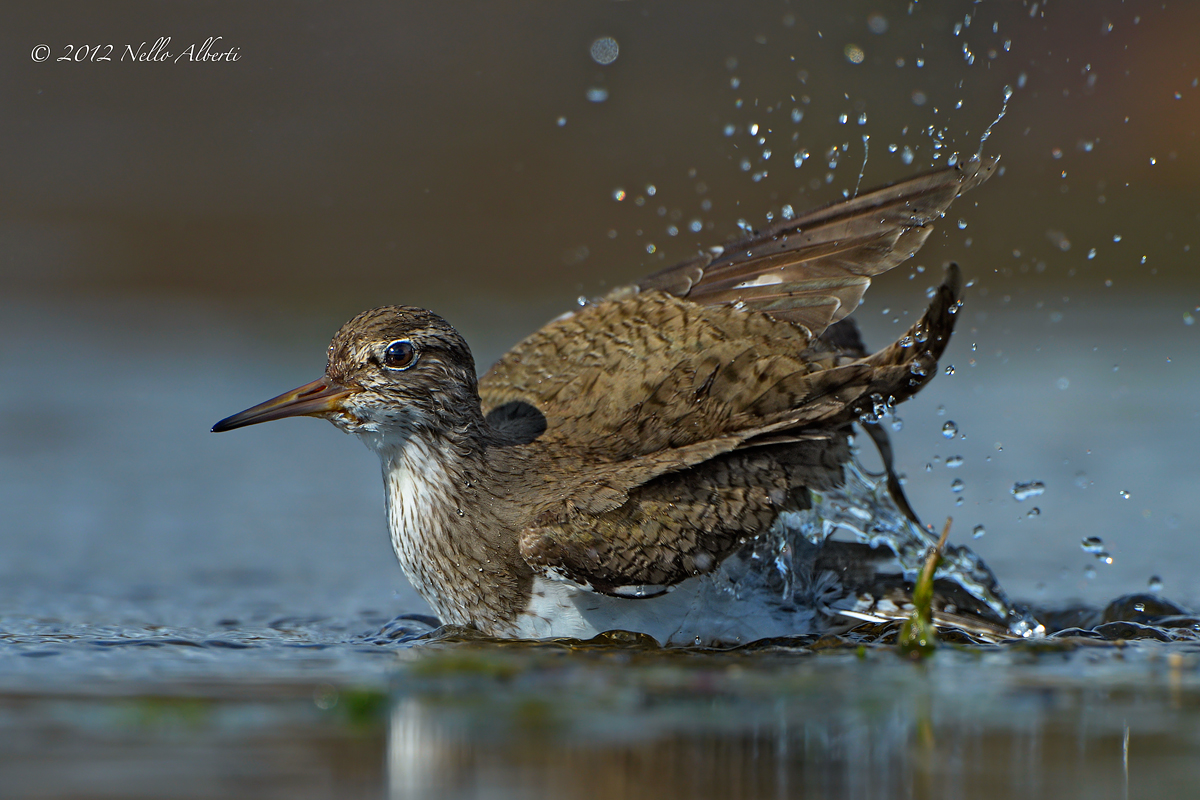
(2, 0, 1198, 632)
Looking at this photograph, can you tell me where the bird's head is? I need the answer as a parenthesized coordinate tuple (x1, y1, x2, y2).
(212, 306, 481, 447)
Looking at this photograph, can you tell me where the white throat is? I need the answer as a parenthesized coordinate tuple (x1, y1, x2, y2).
(372, 432, 459, 606)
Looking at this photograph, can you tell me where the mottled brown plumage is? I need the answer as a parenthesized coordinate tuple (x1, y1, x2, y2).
(213, 158, 996, 642)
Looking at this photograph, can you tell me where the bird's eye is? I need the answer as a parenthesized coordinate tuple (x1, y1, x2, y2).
(382, 340, 417, 370)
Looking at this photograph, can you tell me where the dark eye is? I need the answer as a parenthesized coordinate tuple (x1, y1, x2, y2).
(382, 340, 417, 370)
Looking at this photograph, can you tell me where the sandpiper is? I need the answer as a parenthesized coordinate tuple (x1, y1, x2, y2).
(215, 158, 998, 645)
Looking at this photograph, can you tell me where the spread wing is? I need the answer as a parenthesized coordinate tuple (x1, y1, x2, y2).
(606, 156, 995, 334)
(477, 159, 990, 597)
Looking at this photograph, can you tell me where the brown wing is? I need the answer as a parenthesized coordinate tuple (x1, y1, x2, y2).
(484, 267, 963, 595)
(606, 156, 995, 335)
(477, 163, 987, 595)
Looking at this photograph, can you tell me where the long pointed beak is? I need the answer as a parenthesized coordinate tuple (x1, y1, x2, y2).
(212, 377, 354, 432)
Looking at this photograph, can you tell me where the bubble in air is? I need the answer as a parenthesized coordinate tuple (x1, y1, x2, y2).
(590, 37, 619, 65)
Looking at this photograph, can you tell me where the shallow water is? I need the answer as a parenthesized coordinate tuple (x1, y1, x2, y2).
(3, 291, 1199, 797)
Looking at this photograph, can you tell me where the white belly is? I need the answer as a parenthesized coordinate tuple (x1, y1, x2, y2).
(511, 573, 827, 647)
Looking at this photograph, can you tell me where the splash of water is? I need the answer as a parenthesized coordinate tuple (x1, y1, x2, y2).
(977, 84, 1014, 156)
(853, 134, 870, 198)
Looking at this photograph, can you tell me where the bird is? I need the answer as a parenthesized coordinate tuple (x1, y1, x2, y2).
(214, 157, 1001, 646)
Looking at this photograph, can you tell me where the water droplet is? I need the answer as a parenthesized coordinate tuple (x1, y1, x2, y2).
(1148, 575, 1164, 592)
(1087, 248, 1097, 260)
(586, 87, 609, 103)
(689, 219, 703, 233)
(946, 455, 964, 468)
(866, 12, 889, 34)
(844, 44, 864, 64)
(941, 421, 958, 439)
(613, 188, 626, 202)
(1011, 481, 1046, 501)
(645, 243, 656, 254)
(944, 365, 956, 376)
(791, 108, 803, 123)
(1081, 536, 1104, 553)
(857, 113, 868, 125)
(957, 219, 968, 230)
(724, 124, 736, 137)
(456, 508, 465, 517)
(645, 184, 656, 196)
(1119, 489, 1131, 499)
(590, 37, 619, 65)
(838, 113, 849, 124)
(762, 148, 772, 160)
(891, 417, 903, 432)
(900, 145, 914, 165)
(1113, 234, 1122, 242)
(1084, 565, 1097, 580)
(576, 296, 587, 307)
(951, 479, 965, 493)
(556, 116, 567, 127)
(972, 525, 986, 539)
(749, 123, 760, 136)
